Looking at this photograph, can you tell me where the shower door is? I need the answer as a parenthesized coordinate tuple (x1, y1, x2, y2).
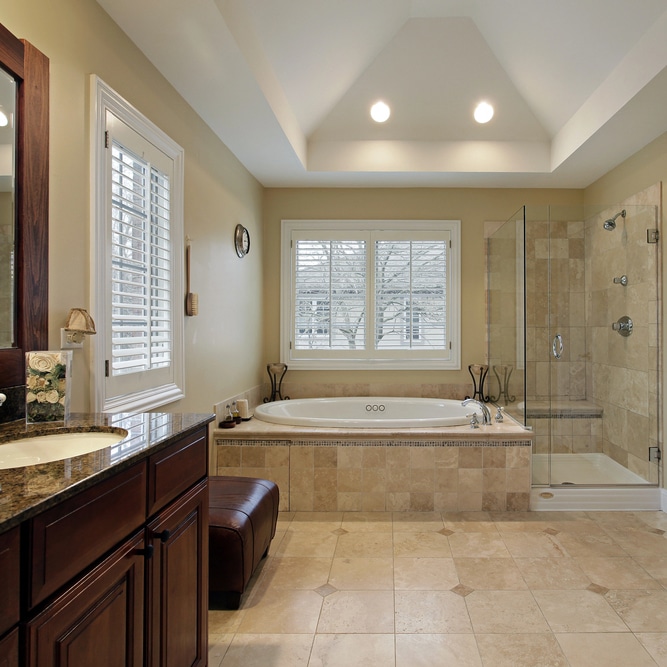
(539, 204, 661, 487)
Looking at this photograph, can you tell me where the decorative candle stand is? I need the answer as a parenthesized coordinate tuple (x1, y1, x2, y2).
(264, 363, 289, 403)
(491, 364, 515, 403)
(465, 364, 490, 402)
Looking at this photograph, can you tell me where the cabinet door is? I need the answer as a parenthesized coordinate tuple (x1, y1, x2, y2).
(26, 531, 146, 667)
(0, 627, 19, 667)
(146, 479, 208, 667)
(0, 526, 20, 636)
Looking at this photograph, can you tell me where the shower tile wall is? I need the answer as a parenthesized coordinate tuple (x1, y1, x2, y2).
(525, 217, 602, 460)
(585, 185, 661, 482)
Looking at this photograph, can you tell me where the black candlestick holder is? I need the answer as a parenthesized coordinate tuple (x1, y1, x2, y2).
(264, 363, 290, 403)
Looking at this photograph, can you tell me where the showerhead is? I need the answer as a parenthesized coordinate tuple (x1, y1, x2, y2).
(603, 209, 626, 231)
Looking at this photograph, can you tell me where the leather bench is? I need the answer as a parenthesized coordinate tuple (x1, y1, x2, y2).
(208, 475, 280, 609)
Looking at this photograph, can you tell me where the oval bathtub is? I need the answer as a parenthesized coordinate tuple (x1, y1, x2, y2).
(253, 397, 479, 429)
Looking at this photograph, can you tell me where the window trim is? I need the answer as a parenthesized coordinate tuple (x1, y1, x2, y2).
(281, 219, 461, 370)
(90, 76, 185, 412)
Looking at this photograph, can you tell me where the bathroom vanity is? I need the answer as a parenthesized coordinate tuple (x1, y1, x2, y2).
(0, 412, 214, 667)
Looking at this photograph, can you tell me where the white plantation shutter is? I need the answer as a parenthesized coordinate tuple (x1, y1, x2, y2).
(91, 78, 184, 412)
(282, 220, 460, 370)
(294, 236, 367, 351)
(111, 142, 172, 375)
(374, 235, 447, 350)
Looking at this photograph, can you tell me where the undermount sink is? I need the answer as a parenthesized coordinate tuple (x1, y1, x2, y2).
(0, 430, 128, 469)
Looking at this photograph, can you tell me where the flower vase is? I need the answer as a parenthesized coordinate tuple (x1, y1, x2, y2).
(26, 350, 73, 423)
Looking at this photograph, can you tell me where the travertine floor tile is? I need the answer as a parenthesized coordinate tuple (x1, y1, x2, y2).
(606, 590, 667, 632)
(532, 589, 627, 633)
(476, 632, 569, 667)
(209, 510, 667, 667)
(575, 556, 661, 590)
(501, 531, 568, 558)
(237, 589, 323, 634)
(636, 633, 667, 666)
(395, 590, 472, 634)
(220, 634, 313, 666)
(275, 529, 339, 558)
(454, 557, 528, 590)
(514, 557, 591, 589)
(465, 590, 550, 633)
(317, 591, 395, 634)
(309, 634, 395, 667)
(257, 556, 332, 590)
(328, 557, 394, 590)
(393, 530, 452, 557)
(393, 557, 459, 590)
(341, 511, 393, 532)
(208, 634, 232, 667)
(447, 532, 511, 558)
(556, 632, 658, 667)
(395, 634, 482, 666)
(333, 531, 393, 558)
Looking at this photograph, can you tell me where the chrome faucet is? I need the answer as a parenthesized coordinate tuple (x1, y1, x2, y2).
(462, 398, 491, 425)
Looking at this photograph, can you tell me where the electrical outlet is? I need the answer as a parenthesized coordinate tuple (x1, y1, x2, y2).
(60, 328, 83, 349)
(649, 446, 661, 462)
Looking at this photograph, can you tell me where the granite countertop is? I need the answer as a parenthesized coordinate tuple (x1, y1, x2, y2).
(0, 412, 214, 532)
(212, 414, 533, 442)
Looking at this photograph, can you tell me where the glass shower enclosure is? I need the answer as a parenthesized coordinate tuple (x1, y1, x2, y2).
(488, 203, 660, 489)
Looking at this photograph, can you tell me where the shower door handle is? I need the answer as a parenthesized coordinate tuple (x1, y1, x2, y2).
(552, 334, 563, 360)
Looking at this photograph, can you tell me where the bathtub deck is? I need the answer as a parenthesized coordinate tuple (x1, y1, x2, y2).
(212, 418, 532, 513)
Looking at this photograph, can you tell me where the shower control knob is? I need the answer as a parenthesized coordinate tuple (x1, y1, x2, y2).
(613, 275, 628, 286)
(612, 316, 633, 336)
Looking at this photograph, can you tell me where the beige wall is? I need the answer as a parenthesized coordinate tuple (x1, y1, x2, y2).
(262, 188, 582, 395)
(3, 0, 265, 413)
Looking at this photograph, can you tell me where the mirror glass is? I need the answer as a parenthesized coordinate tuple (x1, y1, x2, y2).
(0, 66, 15, 349)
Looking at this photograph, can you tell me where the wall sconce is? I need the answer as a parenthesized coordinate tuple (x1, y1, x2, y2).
(61, 308, 97, 349)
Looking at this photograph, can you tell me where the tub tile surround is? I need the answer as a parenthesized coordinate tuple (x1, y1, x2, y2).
(213, 418, 532, 513)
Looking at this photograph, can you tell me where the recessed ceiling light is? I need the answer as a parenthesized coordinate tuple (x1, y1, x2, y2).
(474, 101, 494, 124)
(370, 100, 391, 123)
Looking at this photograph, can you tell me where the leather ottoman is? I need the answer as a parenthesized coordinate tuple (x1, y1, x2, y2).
(208, 476, 279, 609)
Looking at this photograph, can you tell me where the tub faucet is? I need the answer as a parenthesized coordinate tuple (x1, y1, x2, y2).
(462, 398, 491, 425)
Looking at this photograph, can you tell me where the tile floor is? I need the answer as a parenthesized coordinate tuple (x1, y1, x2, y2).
(208, 510, 667, 666)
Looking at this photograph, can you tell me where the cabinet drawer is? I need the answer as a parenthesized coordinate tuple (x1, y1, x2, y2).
(147, 428, 207, 516)
(28, 462, 146, 608)
(0, 526, 20, 636)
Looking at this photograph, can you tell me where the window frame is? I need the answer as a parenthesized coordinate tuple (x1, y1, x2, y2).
(281, 219, 461, 370)
(90, 76, 185, 412)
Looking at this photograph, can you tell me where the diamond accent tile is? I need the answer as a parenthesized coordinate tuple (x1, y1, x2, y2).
(315, 584, 338, 597)
(439, 528, 455, 536)
(451, 584, 474, 597)
(587, 583, 610, 596)
(648, 528, 665, 535)
(332, 528, 348, 536)
(543, 527, 560, 536)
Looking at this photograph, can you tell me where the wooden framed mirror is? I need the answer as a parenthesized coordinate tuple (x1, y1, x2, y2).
(0, 22, 49, 390)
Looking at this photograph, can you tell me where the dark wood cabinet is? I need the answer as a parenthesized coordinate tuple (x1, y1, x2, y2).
(0, 628, 19, 667)
(9, 424, 210, 667)
(0, 526, 20, 637)
(26, 532, 146, 667)
(146, 480, 208, 667)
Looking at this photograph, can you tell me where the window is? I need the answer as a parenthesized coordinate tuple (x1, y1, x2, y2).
(91, 77, 185, 412)
(281, 220, 460, 370)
